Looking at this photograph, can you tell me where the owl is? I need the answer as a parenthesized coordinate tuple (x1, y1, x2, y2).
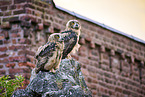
(61, 20, 81, 59)
(35, 33, 64, 73)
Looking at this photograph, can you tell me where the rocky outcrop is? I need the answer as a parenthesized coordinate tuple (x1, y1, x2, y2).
(12, 59, 92, 97)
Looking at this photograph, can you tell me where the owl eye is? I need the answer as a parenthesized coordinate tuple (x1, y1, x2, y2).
(54, 35, 60, 39)
(71, 21, 75, 25)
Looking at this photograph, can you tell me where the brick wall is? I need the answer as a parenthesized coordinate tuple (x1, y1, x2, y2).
(0, 0, 145, 96)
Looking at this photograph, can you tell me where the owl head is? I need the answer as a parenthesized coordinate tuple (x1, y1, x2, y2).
(66, 20, 81, 31)
(48, 33, 63, 43)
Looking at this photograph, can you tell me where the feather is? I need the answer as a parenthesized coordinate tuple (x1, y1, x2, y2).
(61, 30, 78, 59)
(60, 20, 81, 59)
(35, 33, 64, 73)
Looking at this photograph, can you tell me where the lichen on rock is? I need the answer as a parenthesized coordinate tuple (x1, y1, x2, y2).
(12, 58, 92, 97)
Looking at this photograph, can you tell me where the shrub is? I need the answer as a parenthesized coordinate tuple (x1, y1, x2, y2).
(0, 75, 24, 97)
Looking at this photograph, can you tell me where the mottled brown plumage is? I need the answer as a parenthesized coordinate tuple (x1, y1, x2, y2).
(34, 20, 81, 73)
(35, 33, 64, 73)
(61, 20, 81, 59)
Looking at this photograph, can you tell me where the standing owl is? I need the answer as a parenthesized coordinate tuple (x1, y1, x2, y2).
(61, 20, 81, 59)
(35, 33, 64, 73)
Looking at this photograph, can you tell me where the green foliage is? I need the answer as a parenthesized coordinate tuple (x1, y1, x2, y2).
(0, 75, 24, 97)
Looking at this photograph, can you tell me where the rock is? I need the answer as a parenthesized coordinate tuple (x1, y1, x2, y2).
(12, 59, 92, 97)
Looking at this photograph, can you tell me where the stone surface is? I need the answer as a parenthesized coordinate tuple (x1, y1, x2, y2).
(12, 59, 92, 97)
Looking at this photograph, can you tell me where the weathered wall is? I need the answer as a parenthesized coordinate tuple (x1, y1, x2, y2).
(0, 0, 145, 97)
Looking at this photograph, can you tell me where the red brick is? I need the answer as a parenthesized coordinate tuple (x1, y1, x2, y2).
(0, 65, 3, 69)
(13, 9, 25, 15)
(115, 87, 122, 93)
(0, 6, 7, 11)
(18, 50, 26, 55)
(14, 0, 26, 4)
(10, 5, 16, 10)
(30, 17, 37, 24)
(100, 46, 105, 52)
(17, 4, 24, 9)
(87, 77, 92, 83)
(9, 45, 27, 51)
(78, 51, 86, 57)
(1, 22, 11, 29)
(37, 6, 44, 12)
(3, 31, 9, 39)
(0, 12, 3, 16)
(3, 40, 10, 44)
(0, 54, 8, 58)
(3, 17, 10, 22)
(44, 21, 51, 27)
(79, 46, 87, 51)
(18, 38, 31, 44)
(90, 84, 96, 89)
(87, 66, 96, 73)
(85, 37, 91, 42)
(6, 63, 15, 68)
(89, 55, 98, 61)
(9, 56, 26, 62)
(0, 1, 12, 6)
(0, 58, 8, 63)
(4, 11, 12, 16)
(71, 54, 79, 60)
(81, 63, 87, 69)
(0, 47, 7, 52)
(12, 39, 16, 44)
(23, 79, 30, 85)
(9, 16, 20, 23)
(91, 90, 97, 95)
(0, 70, 5, 75)
(26, 9, 32, 14)
(11, 33, 20, 38)
(90, 73, 97, 78)
(23, 28, 29, 38)
(11, 28, 21, 33)
(123, 89, 131, 95)
(22, 68, 31, 73)
(25, 3, 35, 9)
(19, 62, 35, 68)
(9, 68, 23, 74)
(23, 73, 31, 79)
(79, 38, 86, 45)
(92, 79, 98, 84)
(81, 68, 89, 76)
(89, 42, 95, 49)
(36, 23, 43, 30)
(20, 21, 31, 28)
(9, 68, 31, 74)
(26, 50, 35, 56)
(0, 35, 4, 40)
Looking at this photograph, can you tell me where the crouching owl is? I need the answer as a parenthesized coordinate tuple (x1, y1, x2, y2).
(35, 33, 64, 73)
(61, 20, 81, 59)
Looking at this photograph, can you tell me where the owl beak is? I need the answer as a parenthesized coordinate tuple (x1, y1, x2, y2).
(73, 23, 80, 30)
(58, 37, 64, 42)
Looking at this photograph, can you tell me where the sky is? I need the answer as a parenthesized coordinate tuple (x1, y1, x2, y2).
(54, 0, 145, 41)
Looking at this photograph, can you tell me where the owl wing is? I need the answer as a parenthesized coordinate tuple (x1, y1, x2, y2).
(35, 42, 56, 59)
(35, 42, 58, 73)
(61, 30, 77, 59)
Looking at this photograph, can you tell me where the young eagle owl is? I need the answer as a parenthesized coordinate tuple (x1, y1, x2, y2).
(35, 33, 64, 73)
(61, 20, 81, 59)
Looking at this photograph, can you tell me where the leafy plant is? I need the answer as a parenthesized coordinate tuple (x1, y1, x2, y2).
(0, 75, 24, 97)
